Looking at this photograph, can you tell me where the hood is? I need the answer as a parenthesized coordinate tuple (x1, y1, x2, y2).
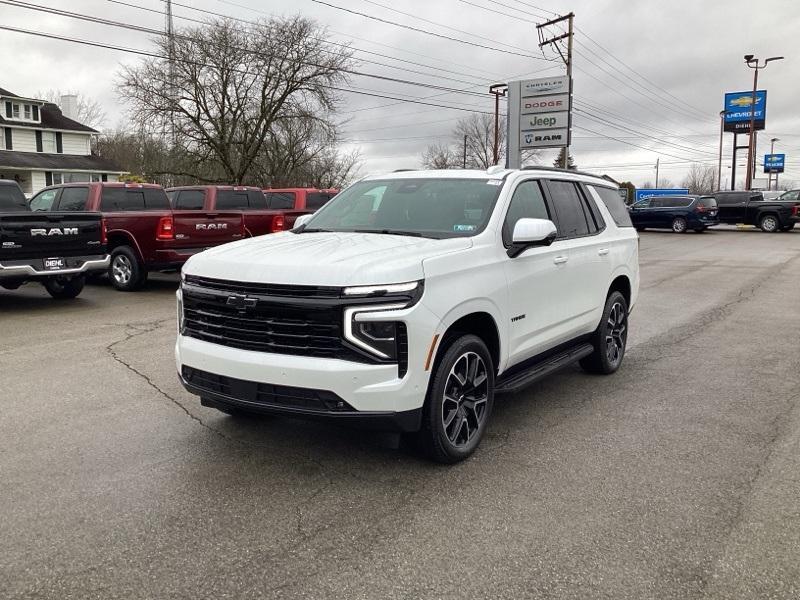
(184, 231, 472, 286)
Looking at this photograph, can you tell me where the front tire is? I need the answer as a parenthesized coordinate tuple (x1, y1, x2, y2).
(43, 275, 85, 299)
(109, 246, 146, 291)
(759, 214, 780, 233)
(417, 334, 494, 464)
(580, 291, 629, 375)
(672, 217, 687, 233)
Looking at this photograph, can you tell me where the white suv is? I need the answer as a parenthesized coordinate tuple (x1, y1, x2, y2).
(176, 167, 639, 462)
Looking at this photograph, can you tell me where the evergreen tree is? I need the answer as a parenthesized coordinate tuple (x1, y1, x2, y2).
(553, 147, 576, 169)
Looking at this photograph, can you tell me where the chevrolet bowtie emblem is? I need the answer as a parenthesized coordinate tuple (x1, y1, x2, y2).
(226, 294, 258, 311)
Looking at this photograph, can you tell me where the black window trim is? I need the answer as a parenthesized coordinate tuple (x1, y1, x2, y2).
(501, 178, 555, 248)
(541, 178, 602, 241)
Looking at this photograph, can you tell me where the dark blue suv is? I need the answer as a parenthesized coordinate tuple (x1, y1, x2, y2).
(629, 195, 719, 233)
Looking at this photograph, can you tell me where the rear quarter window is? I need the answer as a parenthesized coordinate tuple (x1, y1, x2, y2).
(0, 183, 30, 210)
(265, 192, 295, 210)
(216, 190, 249, 210)
(306, 192, 332, 211)
(589, 185, 633, 227)
(247, 191, 267, 209)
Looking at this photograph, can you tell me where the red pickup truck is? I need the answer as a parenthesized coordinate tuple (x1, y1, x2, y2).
(29, 182, 245, 291)
(167, 186, 337, 237)
(263, 188, 338, 230)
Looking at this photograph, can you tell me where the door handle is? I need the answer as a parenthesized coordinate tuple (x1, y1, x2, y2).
(553, 256, 568, 265)
(598, 248, 610, 256)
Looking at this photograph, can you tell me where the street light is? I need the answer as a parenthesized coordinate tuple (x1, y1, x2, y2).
(743, 54, 784, 190)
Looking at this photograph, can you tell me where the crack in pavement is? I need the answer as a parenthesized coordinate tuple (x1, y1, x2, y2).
(104, 318, 237, 444)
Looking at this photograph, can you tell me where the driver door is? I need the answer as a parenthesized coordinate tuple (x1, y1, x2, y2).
(502, 179, 572, 365)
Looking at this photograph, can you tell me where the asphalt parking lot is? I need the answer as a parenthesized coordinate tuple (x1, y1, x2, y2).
(2, 226, 799, 599)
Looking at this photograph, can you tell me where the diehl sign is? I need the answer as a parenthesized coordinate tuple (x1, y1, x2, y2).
(520, 128, 569, 149)
(522, 111, 568, 130)
(723, 90, 767, 133)
(520, 93, 569, 115)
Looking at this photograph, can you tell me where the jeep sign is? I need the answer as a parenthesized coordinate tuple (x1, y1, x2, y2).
(522, 112, 569, 130)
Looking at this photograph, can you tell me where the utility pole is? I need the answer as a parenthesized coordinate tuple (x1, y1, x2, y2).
(655, 158, 660, 188)
(743, 54, 783, 190)
(165, 0, 177, 150)
(463, 134, 467, 169)
(489, 84, 507, 165)
(537, 12, 574, 169)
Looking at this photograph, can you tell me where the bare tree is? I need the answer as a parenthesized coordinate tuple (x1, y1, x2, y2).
(681, 163, 717, 194)
(454, 113, 503, 169)
(421, 142, 460, 169)
(118, 16, 352, 183)
(36, 89, 107, 129)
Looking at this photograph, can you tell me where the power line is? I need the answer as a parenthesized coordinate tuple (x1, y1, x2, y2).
(308, 0, 554, 60)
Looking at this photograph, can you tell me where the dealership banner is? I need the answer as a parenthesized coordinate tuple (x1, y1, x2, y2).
(724, 90, 767, 133)
(764, 153, 785, 173)
(633, 189, 690, 203)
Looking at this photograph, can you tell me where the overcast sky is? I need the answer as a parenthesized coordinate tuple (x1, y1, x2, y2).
(2, 0, 798, 187)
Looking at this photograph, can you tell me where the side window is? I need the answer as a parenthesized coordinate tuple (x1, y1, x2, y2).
(30, 188, 59, 211)
(650, 198, 664, 208)
(306, 192, 331, 211)
(265, 192, 296, 210)
(589, 185, 633, 228)
(502, 180, 550, 246)
(144, 188, 170, 210)
(174, 190, 205, 210)
(577, 184, 604, 233)
(216, 190, 249, 210)
(545, 180, 590, 238)
(780, 190, 798, 202)
(101, 188, 145, 211)
(56, 187, 89, 211)
(248, 190, 267, 209)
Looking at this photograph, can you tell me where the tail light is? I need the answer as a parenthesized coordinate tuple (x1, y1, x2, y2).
(156, 215, 174, 240)
(792, 205, 799, 217)
(272, 215, 285, 232)
(100, 218, 108, 245)
(695, 204, 708, 213)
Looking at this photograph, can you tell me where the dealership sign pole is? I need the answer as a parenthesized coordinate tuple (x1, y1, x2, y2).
(507, 75, 573, 169)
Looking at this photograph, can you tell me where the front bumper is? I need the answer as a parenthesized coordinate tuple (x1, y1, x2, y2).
(0, 254, 110, 280)
(180, 365, 422, 431)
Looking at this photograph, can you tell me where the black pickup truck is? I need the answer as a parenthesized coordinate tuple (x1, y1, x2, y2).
(712, 191, 800, 232)
(0, 180, 109, 298)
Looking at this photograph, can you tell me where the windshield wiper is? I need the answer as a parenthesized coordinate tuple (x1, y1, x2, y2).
(354, 228, 428, 238)
(295, 227, 334, 233)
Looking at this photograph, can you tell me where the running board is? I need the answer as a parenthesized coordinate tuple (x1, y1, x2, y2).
(495, 343, 594, 395)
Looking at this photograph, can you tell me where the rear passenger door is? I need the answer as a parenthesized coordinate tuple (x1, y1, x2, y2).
(541, 179, 611, 335)
(54, 186, 89, 211)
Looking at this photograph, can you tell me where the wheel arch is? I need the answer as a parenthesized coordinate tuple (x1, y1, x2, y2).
(431, 303, 503, 376)
(106, 229, 144, 262)
(608, 273, 631, 307)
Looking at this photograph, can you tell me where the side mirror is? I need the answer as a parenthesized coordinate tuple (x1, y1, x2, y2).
(293, 213, 313, 230)
(507, 218, 557, 258)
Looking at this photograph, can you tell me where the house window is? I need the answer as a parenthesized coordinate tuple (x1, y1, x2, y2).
(52, 172, 100, 184)
(12, 104, 20, 119)
(42, 131, 56, 153)
(23, 104, 31, 120)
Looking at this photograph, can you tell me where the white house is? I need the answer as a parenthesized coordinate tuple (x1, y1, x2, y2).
(0, 86, 125, 196)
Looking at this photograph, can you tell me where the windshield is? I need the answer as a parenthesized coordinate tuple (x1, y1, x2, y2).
(298, 177, 504, 238)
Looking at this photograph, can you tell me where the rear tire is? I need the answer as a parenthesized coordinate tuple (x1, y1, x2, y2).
(671, 217, 687, 233)
(43, 275, 85, 299)
(416, 334, 494, 464)
(580, 291, 629, 375)
(109, 246, 146, 291)
(759, 214, 780, 233)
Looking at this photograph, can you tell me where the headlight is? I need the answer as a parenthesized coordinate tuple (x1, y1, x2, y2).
(354, 320, 400, 360)
(176, 289, 184, 334)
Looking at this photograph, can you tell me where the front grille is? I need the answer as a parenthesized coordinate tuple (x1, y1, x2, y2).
(183, 366, 353, 411)
(182, 277, 367, 362)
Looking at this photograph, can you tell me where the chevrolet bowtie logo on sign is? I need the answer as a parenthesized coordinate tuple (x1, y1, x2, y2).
(226, 294, 258, 311)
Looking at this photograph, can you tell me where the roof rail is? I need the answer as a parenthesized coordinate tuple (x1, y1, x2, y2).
(393, 168, 416, 172)
(520, 165, 609, 181)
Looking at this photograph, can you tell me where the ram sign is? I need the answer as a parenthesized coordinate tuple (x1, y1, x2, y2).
(724, 90, 767, 133)
(764, 153, 785, 173)
(507, 75, 573, 162)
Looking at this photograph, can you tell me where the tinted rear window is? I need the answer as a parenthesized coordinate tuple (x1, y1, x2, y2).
(101, 187, 169, 211)
(589, 185, 633, 227)
(663, 198, 691, 208)
(714, 193, 746, 205)
(174, 190, 205, 210)
(306, 192, 332, 211)
(265, 191, 295, 210)
(0, 182, 28, 211)
(697, 196, 717, 209)
(216, 190, 249, 210)
(248, 190, 267, 209)
(547, 180, 590, 238)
